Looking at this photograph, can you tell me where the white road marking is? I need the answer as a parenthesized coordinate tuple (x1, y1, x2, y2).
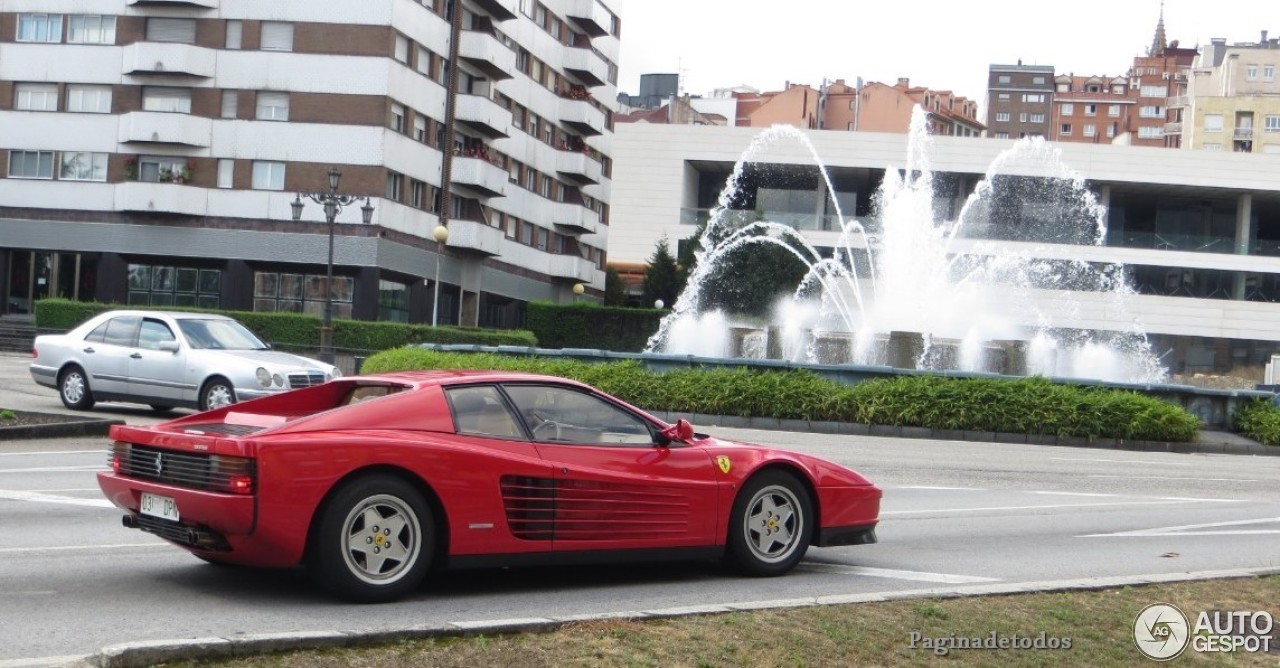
(0, 543, 164, 555)
(0, 489, 113, 508)
(1087, 475, 1257, 482)
(883, 498, 1238, 516)
(0, 655, 91, 668)
(0, 466, 103, 473)
(893, 485, 985, 491)
(800, 563, 999, 584)
(1082, 516, 1280, 538)
(1028, 491, 1118, 497)
(1050, 457, 1192, 466)
(0, 450, 102, 456)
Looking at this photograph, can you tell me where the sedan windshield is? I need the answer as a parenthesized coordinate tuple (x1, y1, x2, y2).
(178, 319, 269, 350)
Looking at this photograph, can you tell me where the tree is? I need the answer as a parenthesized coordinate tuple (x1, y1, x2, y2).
(641, 236, 684, 308)
(603, 266, 628, 306)
(678, 216, 809, 319)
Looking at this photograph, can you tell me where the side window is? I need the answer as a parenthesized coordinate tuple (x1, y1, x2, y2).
(446, 386, 523, 439)
(84, 321, 110, 343)
(101, 316, 140, 347)
(137, 318, 177, 350)
(503, 384, 653, 445)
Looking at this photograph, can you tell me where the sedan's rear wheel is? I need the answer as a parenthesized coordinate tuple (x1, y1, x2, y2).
(58, 365, 95, 410)
(725, 470, 812, 576)
(199, 378, 235, 411)
(309, 475, 433, 603)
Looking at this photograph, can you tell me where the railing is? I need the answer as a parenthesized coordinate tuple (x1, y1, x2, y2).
(678, 208, 878, 234)
(1234, 127, 1254, 139)
(1163, 122, 1182, 134)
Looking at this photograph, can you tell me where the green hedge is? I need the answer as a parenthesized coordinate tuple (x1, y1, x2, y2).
(1234, 398, 1280, 446)
(361, 347, 1202, 442)
(33, 299, 537, 351)
(526, 301, 663, 351)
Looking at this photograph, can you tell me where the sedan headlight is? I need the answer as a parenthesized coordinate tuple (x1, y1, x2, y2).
(272, 373, 285, 387)
(255, 367, 272, 388)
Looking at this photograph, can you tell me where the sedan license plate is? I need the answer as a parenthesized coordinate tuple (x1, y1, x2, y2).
(139, 492, 180, 522)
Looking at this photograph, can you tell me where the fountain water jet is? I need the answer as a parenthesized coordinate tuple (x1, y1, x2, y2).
(647, 107, 1166, 384)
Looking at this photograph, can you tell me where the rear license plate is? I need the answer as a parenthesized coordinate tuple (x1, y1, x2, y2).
(139, 492, 180, 522)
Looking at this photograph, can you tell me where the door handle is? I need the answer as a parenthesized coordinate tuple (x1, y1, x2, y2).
(82, 347, 95, 354)
(130, 352, 142, 359)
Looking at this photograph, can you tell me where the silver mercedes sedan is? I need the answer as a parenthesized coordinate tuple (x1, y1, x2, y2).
(30, 310, 341, 412)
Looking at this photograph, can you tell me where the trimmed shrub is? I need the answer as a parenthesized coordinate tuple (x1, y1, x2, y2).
(1234, 398, 1280, 446)
(526, 301, 663, 351)
(361, 347, 1201, 442)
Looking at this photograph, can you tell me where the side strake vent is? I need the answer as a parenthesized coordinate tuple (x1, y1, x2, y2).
(500, 475, 689, 541)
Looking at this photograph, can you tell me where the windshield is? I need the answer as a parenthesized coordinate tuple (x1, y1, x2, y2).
(178, 319, 269, 350)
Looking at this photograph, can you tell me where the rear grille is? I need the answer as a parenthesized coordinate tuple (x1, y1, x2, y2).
(181, 423, 266, 437)
(288, 372, 327, 388)
(109, 443, 255, 494)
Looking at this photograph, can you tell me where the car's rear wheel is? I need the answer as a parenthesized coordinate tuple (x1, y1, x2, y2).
(58, 365, 95, 410)
(199, 378, 235, 411)
(309, 474, 433, 603)
(725, 470, 812, 576)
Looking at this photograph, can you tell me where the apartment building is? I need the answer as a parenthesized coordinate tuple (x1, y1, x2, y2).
(0, 0, 617, 329)
(1175, 34, 1280, 154)
(984, 63, 1055, 139)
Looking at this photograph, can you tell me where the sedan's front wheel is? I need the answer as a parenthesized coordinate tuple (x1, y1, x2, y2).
(725, 470, 813, 576)
(199, 378, 236, 411)
(309, 475, 433, 603)
(59, 365, 95, 410)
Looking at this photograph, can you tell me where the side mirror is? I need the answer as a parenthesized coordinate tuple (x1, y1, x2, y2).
(659, 418, 694, 445)
(157, 340, 180, 353)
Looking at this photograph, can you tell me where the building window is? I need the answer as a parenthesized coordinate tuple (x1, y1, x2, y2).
(142, 87, 192, 114)
(251, 161, 285, 190)
(1084, 104, 1097, 116)
(998, 75, 1011, 84)
(1018, 112, 1028, 122)
(8, 150, 55, 179)
(1265, 115, 1280, 132)
(256, 91, 289, 120)
(1265, 65, 1275, 82)
(1203, 143, 1222, 151)
(995, 112, 1010, 122)
(378, 279, 409, 322)
(386, 171, 403, 201)
(1022, 93, 1044, 103)
(1032, 76, 1045, 84)
(130, 265, 221, 308)
(221, 90, 239, 118)
(15, 84, 59, 111)
(1060, 103, 1073, 116)
(410, 179, 426, 208)
(217, 159, 233, 188)
(254, 271, 352, 318)
(145, 17, 196, 43)
(1108, 104, 1120, 117)
(1246, 65, 1258, 81)
(994, 132, 1009, 139)
(416, 46, 432, 76)
(138, 155, 189, 183)
(414, 113, 427, 141)
(1060, 123, 1072, 135)
(17, 14, 63, 43)
(67, 85, 111, 113)
(390, 103, 406, 132)
(1139, 85, 1168, 97)
(1139, 105, 1164, 118)
(226, 20, 243, 49)
(1029, 113, 1045, 124)
(1205, 114, 1224, 132)
(1106, 125, 1116, 138)
(1083, 124, 1096, 137)
(394, 34, 410, 63)
(68, 15, 116, 44)
(59, 151, 107, 181)
(1137, 126, 1163, 139)
(260, 22, 294, 51)
(997, 93, 1010, 101)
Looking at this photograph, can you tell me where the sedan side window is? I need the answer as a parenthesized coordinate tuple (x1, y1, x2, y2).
(138, 319, 177, 350)
(446, 385, 523, 439)
(503, 384, 654, 446)
(101, 316, 140, 347)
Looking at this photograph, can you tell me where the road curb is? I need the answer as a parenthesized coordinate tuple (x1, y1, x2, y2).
(0, 416, 122, 440)
(73, 566, 1280, 668)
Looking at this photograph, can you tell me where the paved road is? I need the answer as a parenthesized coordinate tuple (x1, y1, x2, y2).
(2, 354, 1279, 665)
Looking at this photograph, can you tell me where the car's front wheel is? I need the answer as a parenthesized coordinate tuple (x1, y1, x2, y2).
(199, 378, 235, 411)
(58, 365, 95, 410)
(309, 475, 433, 603)
(725, 470, 813, 576)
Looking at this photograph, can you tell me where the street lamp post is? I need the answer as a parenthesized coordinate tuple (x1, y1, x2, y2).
(431, 224, 449, 327)
(572, 282, 585, 302)
(291, 167, 374, 364)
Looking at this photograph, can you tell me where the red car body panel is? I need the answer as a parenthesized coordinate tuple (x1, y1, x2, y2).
(97, 370, 881, 571)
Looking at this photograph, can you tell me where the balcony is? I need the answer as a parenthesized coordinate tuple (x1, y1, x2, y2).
(556, 150, 602, 185)
(1164, 122, 1182, 135)
(128, 0, 218, 7)
(451, 154, 508, 198)
(564, 0, 611, 37)
(1234, 127, 1254, 139)
(552, 201, 599, 236)
(118, 111, 212, 147)
(458, 29, 516, 81)
(455, 94, 513, 139)
(115, 182, 208, 216)
(122, 42, 215, 77)
(559, 98, 605, 136)
(444, 218, 504, 257)
(547, 253, 597, 282)
(562, 46, 608, 87)
(471, 0, 517, 21)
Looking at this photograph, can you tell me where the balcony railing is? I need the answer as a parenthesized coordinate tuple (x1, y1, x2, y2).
(455, 94, 513, 139)
(1168, 95, 1189, 108)
(1163, 122, 1182, 134)
(563, 0, 611, 37)
(458, 29, 516, 81)
(1234, 127, 1254, 139)
(451, 153, 508, 198)
(121, 42, 215, 77)
(472, 0, 517, 21)
(555, 150, 602, 185)
(115, 181, 207, 215)
(552, 201, 599, 235)
(118, 111, 212, 147)
(547, 253, 597, 282)
(559, 98, 605, 136)
(128, 0, 218, 7)
(562, 46, 608, 87)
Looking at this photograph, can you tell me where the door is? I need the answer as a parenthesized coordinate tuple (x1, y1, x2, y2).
(78, 315, 140, 396)
(126, 317, 187, 404)
(501, 384, 720, 552)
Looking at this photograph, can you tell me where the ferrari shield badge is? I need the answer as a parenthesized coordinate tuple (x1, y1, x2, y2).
(716, 455, 732, 474)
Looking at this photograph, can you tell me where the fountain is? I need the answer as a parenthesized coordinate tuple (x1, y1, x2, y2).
(646, 107, 1167, 384)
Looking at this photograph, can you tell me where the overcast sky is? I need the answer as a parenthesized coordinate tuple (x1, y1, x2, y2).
(606, 0, 1276, 106)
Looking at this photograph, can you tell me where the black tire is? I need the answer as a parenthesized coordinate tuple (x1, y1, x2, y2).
(150, 404, 176, 414)
(199, 378, 236, 412)
(58, 365, 95, 410)
(725, 470, 813, 576)
(308, 475, 433, 603)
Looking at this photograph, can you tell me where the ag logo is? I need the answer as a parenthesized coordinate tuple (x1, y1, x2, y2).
(715, 455, 731, 474)
(1134, 603, 1189, 661)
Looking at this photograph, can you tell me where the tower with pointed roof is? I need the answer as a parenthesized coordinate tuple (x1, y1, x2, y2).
(1148, 1, 1168, 57)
